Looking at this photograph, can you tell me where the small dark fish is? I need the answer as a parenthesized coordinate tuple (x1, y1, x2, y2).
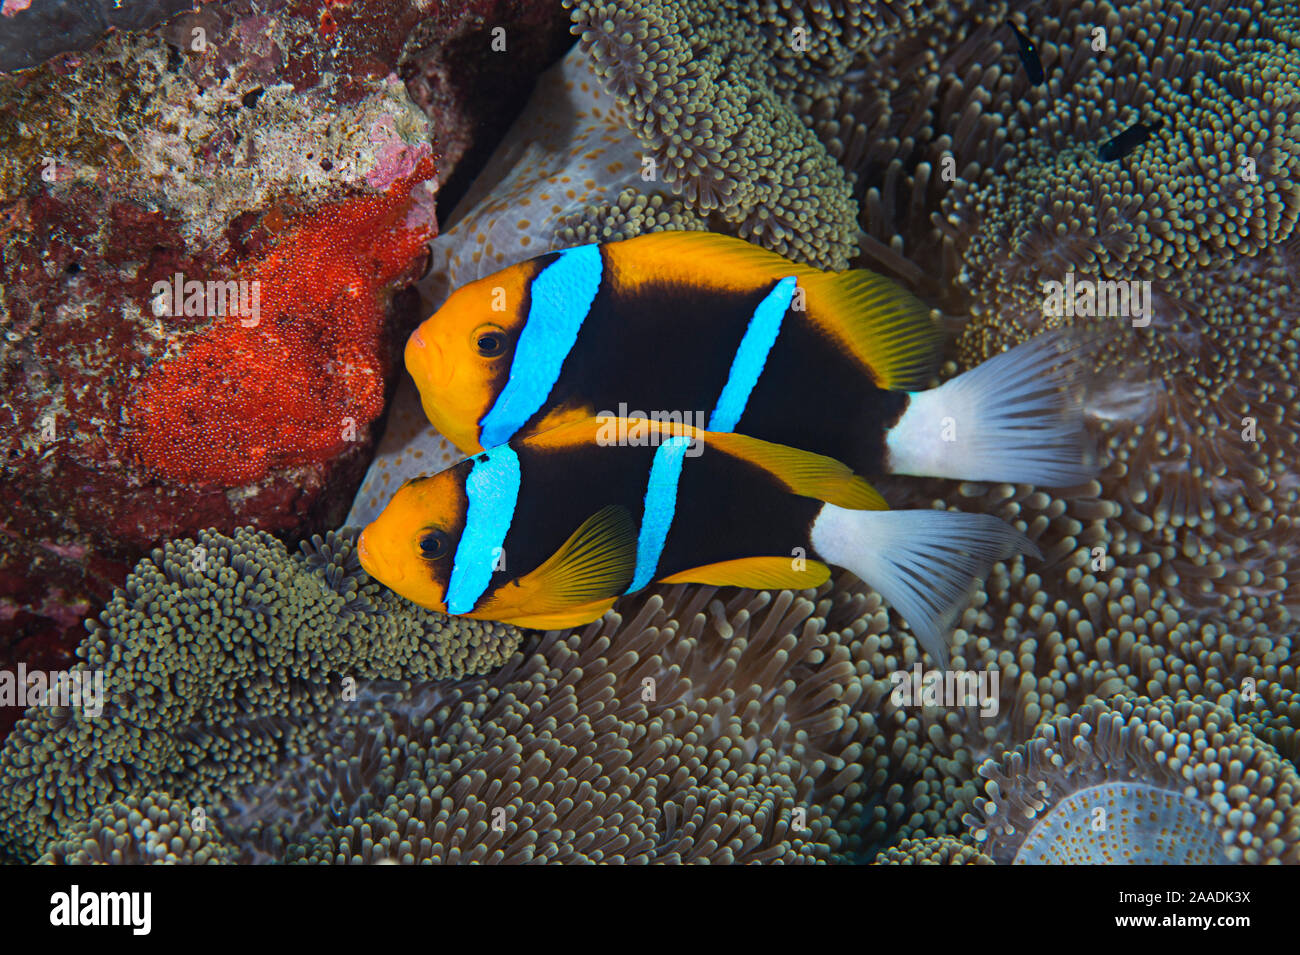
(1099, 118, 1162, 162)
(1006, 19, 1045, 85)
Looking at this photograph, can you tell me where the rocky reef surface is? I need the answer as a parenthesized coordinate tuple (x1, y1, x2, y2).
(0, 0, 572, 737)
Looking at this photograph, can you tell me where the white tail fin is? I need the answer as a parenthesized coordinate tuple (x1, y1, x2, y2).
(810, 505, 1038, 667)
(885, 333, 1095, 486)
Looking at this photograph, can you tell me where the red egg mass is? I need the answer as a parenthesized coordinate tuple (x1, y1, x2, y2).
(128, 156, 437, 486)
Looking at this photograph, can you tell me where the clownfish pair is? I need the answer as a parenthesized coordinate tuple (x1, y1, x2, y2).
(358, 232, 1093, 664)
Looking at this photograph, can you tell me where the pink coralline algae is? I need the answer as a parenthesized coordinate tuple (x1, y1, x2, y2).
(367, 111, 436, 191)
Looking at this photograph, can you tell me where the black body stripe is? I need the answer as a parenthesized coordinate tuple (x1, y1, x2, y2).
(487, 436, 820, 597)
(740, 320, 910, 474)
(490, 440, 658, 596)
(520, 264, 773, 428)
(654, 449, 821, 575)
(517, 261, 910, 475)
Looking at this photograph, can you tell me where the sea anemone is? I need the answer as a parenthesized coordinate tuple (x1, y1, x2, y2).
(39, 794, 235, 865)
(272, 585, 889, 862)
(965, 697, 1300, 863)
(873, 835, 993, 865)
(552, 187, 708, 246)
(0, 527, 520, 862)
(564, 0, 867, 268)
(12, 567, 1034, 862)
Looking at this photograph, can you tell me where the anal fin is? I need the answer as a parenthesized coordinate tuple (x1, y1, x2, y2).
(658, 556, 831, 590)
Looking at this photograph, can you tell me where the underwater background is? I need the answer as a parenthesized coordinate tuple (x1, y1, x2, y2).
(0, 0, 1296, 864)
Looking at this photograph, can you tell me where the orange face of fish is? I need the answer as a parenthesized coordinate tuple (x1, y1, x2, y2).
(357, 468, 469, 612)
(405, 263, 536, 454)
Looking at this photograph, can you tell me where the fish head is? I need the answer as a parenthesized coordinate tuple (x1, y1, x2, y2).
(358, 462, 472, 611)
(405, 263, 537, 454)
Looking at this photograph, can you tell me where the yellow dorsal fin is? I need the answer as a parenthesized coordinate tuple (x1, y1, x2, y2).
(798, 269, 943, 391)
(609, 231, 821, 292)
(531, 401, 598, 438)
(696, 430, 888, 511)
(606, 231, 941, 391)
(659, 556, 831, 590)
(475, 504, 635, 619)
(524, 417, 887, 511)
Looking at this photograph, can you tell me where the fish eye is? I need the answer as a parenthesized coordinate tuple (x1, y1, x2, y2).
(472, 324, 508, 358)
(418, 529, 450, 560)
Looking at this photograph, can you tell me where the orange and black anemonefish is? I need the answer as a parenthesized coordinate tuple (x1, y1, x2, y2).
(357, 418, 1038, 667)
(405, 230, 1095, 490)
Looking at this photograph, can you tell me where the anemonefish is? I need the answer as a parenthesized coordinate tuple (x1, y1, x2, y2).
(1099, 118, 1162, 162)
(1005, 19, 1046, 86)
(357, 417, 1038, 667)
(405, 231, 1093, 489)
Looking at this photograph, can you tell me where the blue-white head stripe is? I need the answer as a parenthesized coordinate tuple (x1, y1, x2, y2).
(707, 276, 797, 432)
(478, 244, 603, 448)
(446, 446, 521, 614)
(626, 435, 693, 593)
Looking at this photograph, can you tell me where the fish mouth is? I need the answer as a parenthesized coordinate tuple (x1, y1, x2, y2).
(357, 530, 403, 585)
(405, 326, 450, 390)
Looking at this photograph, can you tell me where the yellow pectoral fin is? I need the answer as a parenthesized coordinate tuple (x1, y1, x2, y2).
(473, 504, 636, 622)
(658, 556, 831, 590)
(470, 596, 619, 631)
